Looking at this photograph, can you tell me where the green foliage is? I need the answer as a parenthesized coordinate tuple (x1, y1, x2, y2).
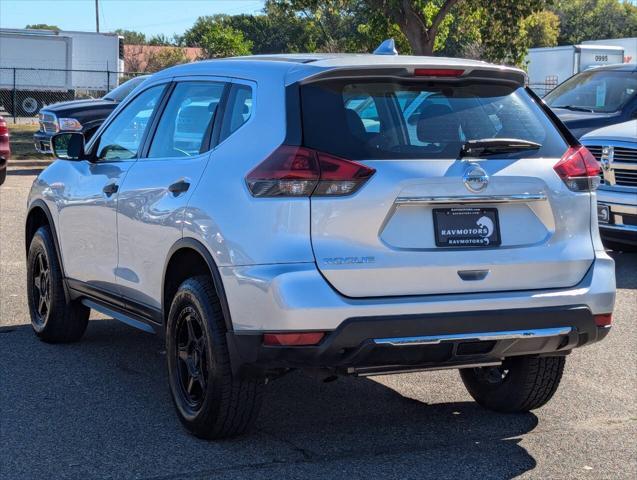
(145, 47, 189, 72)
(475, 0, 554, 65)
(228, 11, 317, 53)
(522, 10, 560, 48)
(264, 0, 380, 52)
(553, 0, 637, 45)
(198, 23, 253, 58)
(148, 33, 174, 46)
(26, 24, 60, 31)
(436, 4, 484, 58)
(114, 29, 147, 45)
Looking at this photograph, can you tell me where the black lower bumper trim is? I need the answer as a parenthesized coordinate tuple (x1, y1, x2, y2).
(228, 305, 607, 376)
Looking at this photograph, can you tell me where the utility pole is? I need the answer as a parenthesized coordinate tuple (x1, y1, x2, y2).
(95, 0, 100, 32)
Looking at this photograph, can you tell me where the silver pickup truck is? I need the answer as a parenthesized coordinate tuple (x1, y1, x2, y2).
(581, 120, 637, 251)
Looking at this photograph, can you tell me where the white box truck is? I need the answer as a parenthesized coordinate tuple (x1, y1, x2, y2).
(582, 37, 637, 64)
(526, 44, 625, 96)
(0, 28, 123, 116)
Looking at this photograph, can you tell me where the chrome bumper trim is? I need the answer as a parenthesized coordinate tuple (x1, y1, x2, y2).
(395, 194, 546, 205)
(600, 223, 637, 233)
(373, 326, 573, 346)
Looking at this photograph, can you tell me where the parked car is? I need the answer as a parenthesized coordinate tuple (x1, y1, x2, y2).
(544, 63, 637, 138)
(0, 115, 9, 185)
(33, 75, 149, 154)
(26, 53, 615, 439)
(581, 120, 637, 250)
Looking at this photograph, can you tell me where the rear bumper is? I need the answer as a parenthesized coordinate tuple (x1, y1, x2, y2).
(221, 255, 615, 375)
(597, 193, 637, 245)
(229, 306, 610, 376)
(220, 254, 615, 332)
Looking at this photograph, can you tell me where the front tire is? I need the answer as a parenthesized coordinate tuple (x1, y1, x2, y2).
(27, 226, 89, 342)
(460, 355, 565, 413)
(166, 275, 265, 439)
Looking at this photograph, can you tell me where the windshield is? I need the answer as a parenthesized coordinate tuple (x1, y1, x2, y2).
(300, 80, 566, 160)
(545, 70, 637, 113)
(103, 76, 148, 102)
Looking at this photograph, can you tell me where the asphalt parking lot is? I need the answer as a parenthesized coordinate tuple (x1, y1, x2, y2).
(1, 170, 636, 480)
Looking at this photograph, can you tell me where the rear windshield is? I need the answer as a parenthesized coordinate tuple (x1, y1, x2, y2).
(300, 80, 567, 160)
(544, 70, 637, 113)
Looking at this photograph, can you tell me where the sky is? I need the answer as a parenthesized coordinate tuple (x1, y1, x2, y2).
(0, 0, 265, 37)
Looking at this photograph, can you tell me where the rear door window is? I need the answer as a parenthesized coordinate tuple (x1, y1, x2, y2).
(301, 80, 567, 160)
(218, 84, 253, 143)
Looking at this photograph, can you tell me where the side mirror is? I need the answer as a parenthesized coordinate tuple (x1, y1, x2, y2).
(51, 132, 86, 160)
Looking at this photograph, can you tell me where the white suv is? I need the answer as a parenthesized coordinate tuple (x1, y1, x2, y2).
(26, 53, 616, 439)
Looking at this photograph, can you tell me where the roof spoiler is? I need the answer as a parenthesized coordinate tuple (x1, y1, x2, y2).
(299, 65, 527, 87)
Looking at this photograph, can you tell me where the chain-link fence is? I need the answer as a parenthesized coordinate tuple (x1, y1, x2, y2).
(528, 76, 559, 98)
(0, 67, 146, 122)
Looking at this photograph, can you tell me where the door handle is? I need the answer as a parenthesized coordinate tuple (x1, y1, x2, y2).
(168, 179, 190, 196)
(103, 182, 119, 197)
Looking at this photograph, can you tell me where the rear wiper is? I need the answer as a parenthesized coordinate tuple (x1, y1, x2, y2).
(551, 105, 594, 113)
(460, 138, 542, 158)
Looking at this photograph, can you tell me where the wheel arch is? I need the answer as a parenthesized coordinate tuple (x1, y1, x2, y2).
(162, 237, 234, 332)
(25, 199, 70, 300)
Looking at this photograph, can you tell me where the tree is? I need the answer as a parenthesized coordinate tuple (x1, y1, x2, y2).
(522, 10, 560, 48)
(476, 0, 555, 65)
(114, 29, 147, 45)
(145, 47, 189, 72)
(26, 24, 60, 31)
(264, 0, 408, 53)
(198, 23, 253, 58)
(367, 0, 552, 64)
(553, 0, 637, 45)
(148, 33, 174, 46)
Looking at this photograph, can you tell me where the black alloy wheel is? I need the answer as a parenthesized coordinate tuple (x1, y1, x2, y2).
(31, 251, 51, 326)
(174, 306, 209, 412)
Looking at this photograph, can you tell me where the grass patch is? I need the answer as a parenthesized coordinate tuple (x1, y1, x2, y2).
(8, 124, 50, 161)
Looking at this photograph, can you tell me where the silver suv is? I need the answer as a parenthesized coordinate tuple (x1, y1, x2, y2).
(26, 54, 616, 439)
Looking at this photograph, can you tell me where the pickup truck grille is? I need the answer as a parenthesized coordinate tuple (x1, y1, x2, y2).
(38, 112, 58, 134)
(614, 169, 637, 187)
(584, 144, 637, 189)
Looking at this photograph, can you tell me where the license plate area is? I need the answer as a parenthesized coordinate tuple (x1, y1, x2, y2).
(433, 207, 501, 247)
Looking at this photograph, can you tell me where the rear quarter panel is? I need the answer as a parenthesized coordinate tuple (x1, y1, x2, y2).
(183, 77, 315, 267)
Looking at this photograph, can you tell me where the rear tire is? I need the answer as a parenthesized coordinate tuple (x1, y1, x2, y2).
(166, 275, 265, 439)
(17, 94, 41, 117)
(460, 355, 565, 413)
(27, 226, 89, 342)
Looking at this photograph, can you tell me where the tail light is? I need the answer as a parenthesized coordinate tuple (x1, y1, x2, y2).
(553, 145, 601, 192)
(246, 145, 375, 197)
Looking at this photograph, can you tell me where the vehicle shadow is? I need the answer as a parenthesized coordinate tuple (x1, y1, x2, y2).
(0, 321, 538, 480)
(610, 251, 637, 289)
